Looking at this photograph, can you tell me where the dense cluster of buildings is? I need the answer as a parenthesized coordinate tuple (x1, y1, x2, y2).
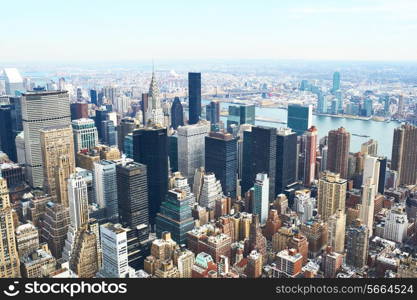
(0, 67, 416, 279)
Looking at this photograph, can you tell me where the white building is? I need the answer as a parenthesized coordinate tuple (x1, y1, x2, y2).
(97, 223, 130, 278)
(253, 173, 269, 225)
(177, 120, 210, 183)
(2, 68, 24, 96)
(294, 190, 315, 224)
(93, 160, 118, 220)
(383, 206, 408, 243)
(199, 172, 223, 209)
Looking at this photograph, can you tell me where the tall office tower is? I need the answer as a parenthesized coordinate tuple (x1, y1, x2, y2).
(118, 117, 137, 152)
(170, 97, 184, 130)
(327, 209, 346, 253)
(90, 89, 98, 106)
(93, 160, 118, 220)
(236, 124, 252, 179)
(242, 126, 277, 201)
(226, 104, 256, 130)
(206, 100, 220, 125)
(345, 219, 369, 269)
(133, 127, 168, 224)
(117, 161, 149, 241)
(41, 201, 70, 259)
(391, 124, 417, 185)
(70, 102, 88, 120)
(145, 71, 164, 127)
(252, 173, 269, 225)
(332, 71, 341, 92)
(244, 215, 267, 264)
(97, 223, 130, 278)
(317, 171, 347, 221)
(317, 92, 327, 114)
(0, 178, 21, 278)
(397, 95, 404, 115)
(327, 127, 350, 179)
(141, 93, 149, 124)
(276, 128, 297, 195)
(199, 173, 223, 209)
(155, 189, 195, 244)
(383, 206, 408, 243)
(287, 104, 312, 136)
(72, 118, 98, 153)
(377, 157, 387, 195)
(3, 68, 24, 96)
(94, 108, 108, 141)
(188, 72, 201, 125)
(0, 105, 17, 162)
(168, 135, 178, 172)
(360, 155, 380, 237)
(63, 175, 99, 278)
(101, 120, 117, 147)
(301, 126, 317, 186)
(361, 139, 378, 156)
(67, 175, 89, 231)
(205, 131, 237, 198)
(177, 121, 210, 183)
(22, 90, 71, 188)
(40, 125, 75, 205)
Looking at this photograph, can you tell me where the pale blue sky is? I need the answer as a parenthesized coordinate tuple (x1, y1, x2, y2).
(2, 0, 417, 62)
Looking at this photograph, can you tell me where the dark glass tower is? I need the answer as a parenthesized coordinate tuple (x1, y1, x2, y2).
(205, 132, 237, 198)
(227, 104, 255, 131)
(155, 189, 195, 244)
(188, 72, 201, 125)
(0, 105, 17, 162)
(168, 135, 178, 172)
(170, 97, 184, 130)
(287, 104, 312, 136)
(206, 100, 220, 125)
(241, 126, 277, 201)
(117, 161, 149, 242)
(101, 120, 117, 147)
(133, 127, 168, 225)
(377, 157, 387, 195)
(276, 128, 298, 195)
(94, 109, 108, 141)
(90, 89, 98, 106)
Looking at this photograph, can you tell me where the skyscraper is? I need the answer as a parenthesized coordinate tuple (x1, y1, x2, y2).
(117, 161, 149, 241)
(72, 118, 98, 153)
(205, 131, 237, 198)
(275, 128, 297, 195)
(90, 89, 98, 106)
(391, 124, 417, 185)
(3, 68, 24, 96)
(242, 126, 277, 201)
(101, 120, 117, 147)
(317, 171, 347, 221)
(332, 71, 341, 92)
(94, 108, 108, 141)
(327, 209, 346, 254)
(0, 105, 17, 162)
(177, 121, 210, 183)
(170, 97, 184, 130)
(133, 127, 168, 224)
(145, 71, 165, 127)
(252, 173, 269, 225)
(93, 160, 118, 221)
(22, 90, 71, 188)
(67, 174, 89, 231)
(206, 100, 220, 126)
(360, 155, 379, 237)
(226, 104, 255, 130)
(327, 127, 350, 179)
(301, 126, 317, 186)
(117, 117, 137, 152)
(155, 189, 195, 244)
(0, 178, 21, 277)
(40, 125, 75, 206)
(377, 156, 387, 195)
(188, 72, 201, 125)
(198, 173, 223, 209)
(346, 219, 369, 269)
(70, 102, 88, 120)
(287, 104, 312, 136)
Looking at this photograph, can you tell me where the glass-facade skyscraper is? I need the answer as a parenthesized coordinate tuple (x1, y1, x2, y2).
(287, 104, 312, 136)
(275, 128, 298, 195)
(171, 97, 184, 130)
(188, 72, 201, 125)
(205, 132, 237, 198)
(227, 104, 255, 131)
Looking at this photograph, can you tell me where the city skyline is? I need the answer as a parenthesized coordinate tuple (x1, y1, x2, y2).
(2, 0, 417, 63)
